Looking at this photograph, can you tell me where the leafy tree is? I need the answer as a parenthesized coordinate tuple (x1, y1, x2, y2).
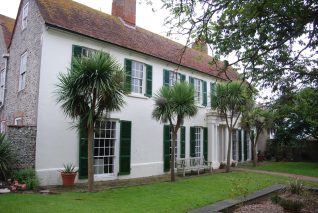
(152, 82, 197, 181)
(56, 51, 126, 192)
(272, 87, 318, 143)
(211, 81, 251, 172)
(241, 107, 274, 166)
(162, 0, 318, 90)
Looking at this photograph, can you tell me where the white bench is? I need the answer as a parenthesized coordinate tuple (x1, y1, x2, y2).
(176, 157, 213, 176)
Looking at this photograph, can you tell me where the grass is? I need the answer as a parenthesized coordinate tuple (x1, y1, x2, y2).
(245, 162, 318, 177)
(0, 171, 294, 213)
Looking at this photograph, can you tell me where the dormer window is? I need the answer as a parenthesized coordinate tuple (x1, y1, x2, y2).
(22, 2, 29, 30)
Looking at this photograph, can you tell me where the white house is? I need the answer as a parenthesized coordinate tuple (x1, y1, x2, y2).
(1, 0, 252, 186)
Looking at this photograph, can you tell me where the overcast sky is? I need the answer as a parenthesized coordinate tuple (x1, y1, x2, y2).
(0, 0, 188, 44)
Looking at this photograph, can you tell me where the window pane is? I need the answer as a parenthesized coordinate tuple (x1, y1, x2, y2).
(94, 121, 117, 174)
(131, 61, 144, 94)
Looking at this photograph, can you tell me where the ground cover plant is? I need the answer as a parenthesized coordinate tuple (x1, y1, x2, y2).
(244, 162, 318, 177)
(0, 172, 302, 213)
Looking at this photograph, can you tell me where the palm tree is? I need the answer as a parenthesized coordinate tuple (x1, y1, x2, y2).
(152, 82, 197, 181)
(211, 81, 252, 172)
(241, 107, 274, 166)
(56, 51, 126, 192)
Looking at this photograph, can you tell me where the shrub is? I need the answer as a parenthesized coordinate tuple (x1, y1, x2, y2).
(231, 161, 238, 167)
(279, 198, 304, 212)
(271, 194, 281, 204)
(0, 134, 15, 180)
(289, 179, 304, 195)
(219, 162, 226, 169)
(13, 168, 39, 190)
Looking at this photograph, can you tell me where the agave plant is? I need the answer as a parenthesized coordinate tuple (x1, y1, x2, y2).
(0, 133, 15, 180)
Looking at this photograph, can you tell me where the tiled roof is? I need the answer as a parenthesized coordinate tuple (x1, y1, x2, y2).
(35, 0, 238, 80)
(0, 14, 15, 49)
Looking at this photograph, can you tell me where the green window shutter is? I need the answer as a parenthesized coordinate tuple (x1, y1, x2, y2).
(163, 69, 170, 87)
(203, 81, 207, 106)
(119, 120, 132, 175)
(203, 127, 208, 160)
(78, 117, 88, 179)
(163, 125, 171, 172)
(243, 130, 248, 161)
(189, 77, 194, 85)
(190, 127, 195, 157)
(72, 45, 82, 58)
(180, 126, 186, 158)
(238, 130, 242, 161)
(124, 59, 132, 93)
(145, 65, 153, 97)
(180, 73, 186, 82)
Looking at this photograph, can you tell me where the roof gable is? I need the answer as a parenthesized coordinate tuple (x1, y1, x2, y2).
(0, 14, 15, 49)
(35, 0, 238, 80)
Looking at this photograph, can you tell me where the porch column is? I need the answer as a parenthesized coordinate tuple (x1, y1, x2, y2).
(213, 124, 218, 162)
(208, 124, 214, 162)
(224, 127, 229, 161)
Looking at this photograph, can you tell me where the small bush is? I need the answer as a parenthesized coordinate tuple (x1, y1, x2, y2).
(279, 198, 304, 212)
(0, 134, 15, 180)
(13, 168, 39, 190)
(231, 161, 238, 167)
(219, 162, 226, 169)
(271, 194, 281, 204)
(289, 179, 304, 195)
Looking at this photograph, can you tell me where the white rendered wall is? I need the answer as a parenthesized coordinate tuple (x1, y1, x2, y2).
(36, 27, 223, 185)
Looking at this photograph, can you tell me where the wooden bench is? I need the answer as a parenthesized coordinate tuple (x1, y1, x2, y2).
(176, 157, 213, 176)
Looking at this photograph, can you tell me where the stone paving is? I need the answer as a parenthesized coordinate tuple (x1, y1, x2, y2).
(189, 184, 285, 213)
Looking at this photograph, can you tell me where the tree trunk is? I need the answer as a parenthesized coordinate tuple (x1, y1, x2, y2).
(170, 131, 176, 182)
(226, 128, 232, 172)
(252, 143, 257, 167)
(87, 126, 94, 192)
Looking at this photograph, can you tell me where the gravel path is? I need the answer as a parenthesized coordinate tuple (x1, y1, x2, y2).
(234, 168, 318, 182)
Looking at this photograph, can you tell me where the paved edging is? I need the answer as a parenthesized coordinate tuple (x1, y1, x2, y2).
(189, 184, 285, 213)
(234, 168, 318, 182)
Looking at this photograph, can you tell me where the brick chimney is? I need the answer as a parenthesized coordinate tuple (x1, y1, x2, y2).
(191, 36, 208, 54)
(112, 0, 136, 26)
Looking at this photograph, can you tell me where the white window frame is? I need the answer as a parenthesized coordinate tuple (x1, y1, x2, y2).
(93, 120, 118, 177)
(169, 129, 181, 168)
(14, 117, 23, 126)
(169, 71, 181, 87)
(19, 52, 28, 91)
(193, 78, 203, 105)
(0, 121, 6, 134)
(131, 60, 146, 95)
(21, 2, 29, 30)
(195, 127, 203, 158)
(81, 47, 96, 58)
(0, 68, 5, 105)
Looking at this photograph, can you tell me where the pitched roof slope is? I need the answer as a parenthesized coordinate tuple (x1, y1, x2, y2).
(35, 0, 237, 80)
(0, 14, 15, 49)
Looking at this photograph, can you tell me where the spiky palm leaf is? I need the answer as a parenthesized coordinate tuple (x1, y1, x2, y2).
(0, 133, 15, 180)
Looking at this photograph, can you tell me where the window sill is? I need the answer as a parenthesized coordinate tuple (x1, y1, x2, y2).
(196, 104, 206, 109)
(128, 93, 149, 100)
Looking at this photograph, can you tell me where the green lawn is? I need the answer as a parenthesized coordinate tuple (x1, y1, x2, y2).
(249, 162, 318, 177)
(0, 172, 294, 213)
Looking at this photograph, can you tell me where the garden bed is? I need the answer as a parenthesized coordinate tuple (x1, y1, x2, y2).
(235, 187, 318, 213)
